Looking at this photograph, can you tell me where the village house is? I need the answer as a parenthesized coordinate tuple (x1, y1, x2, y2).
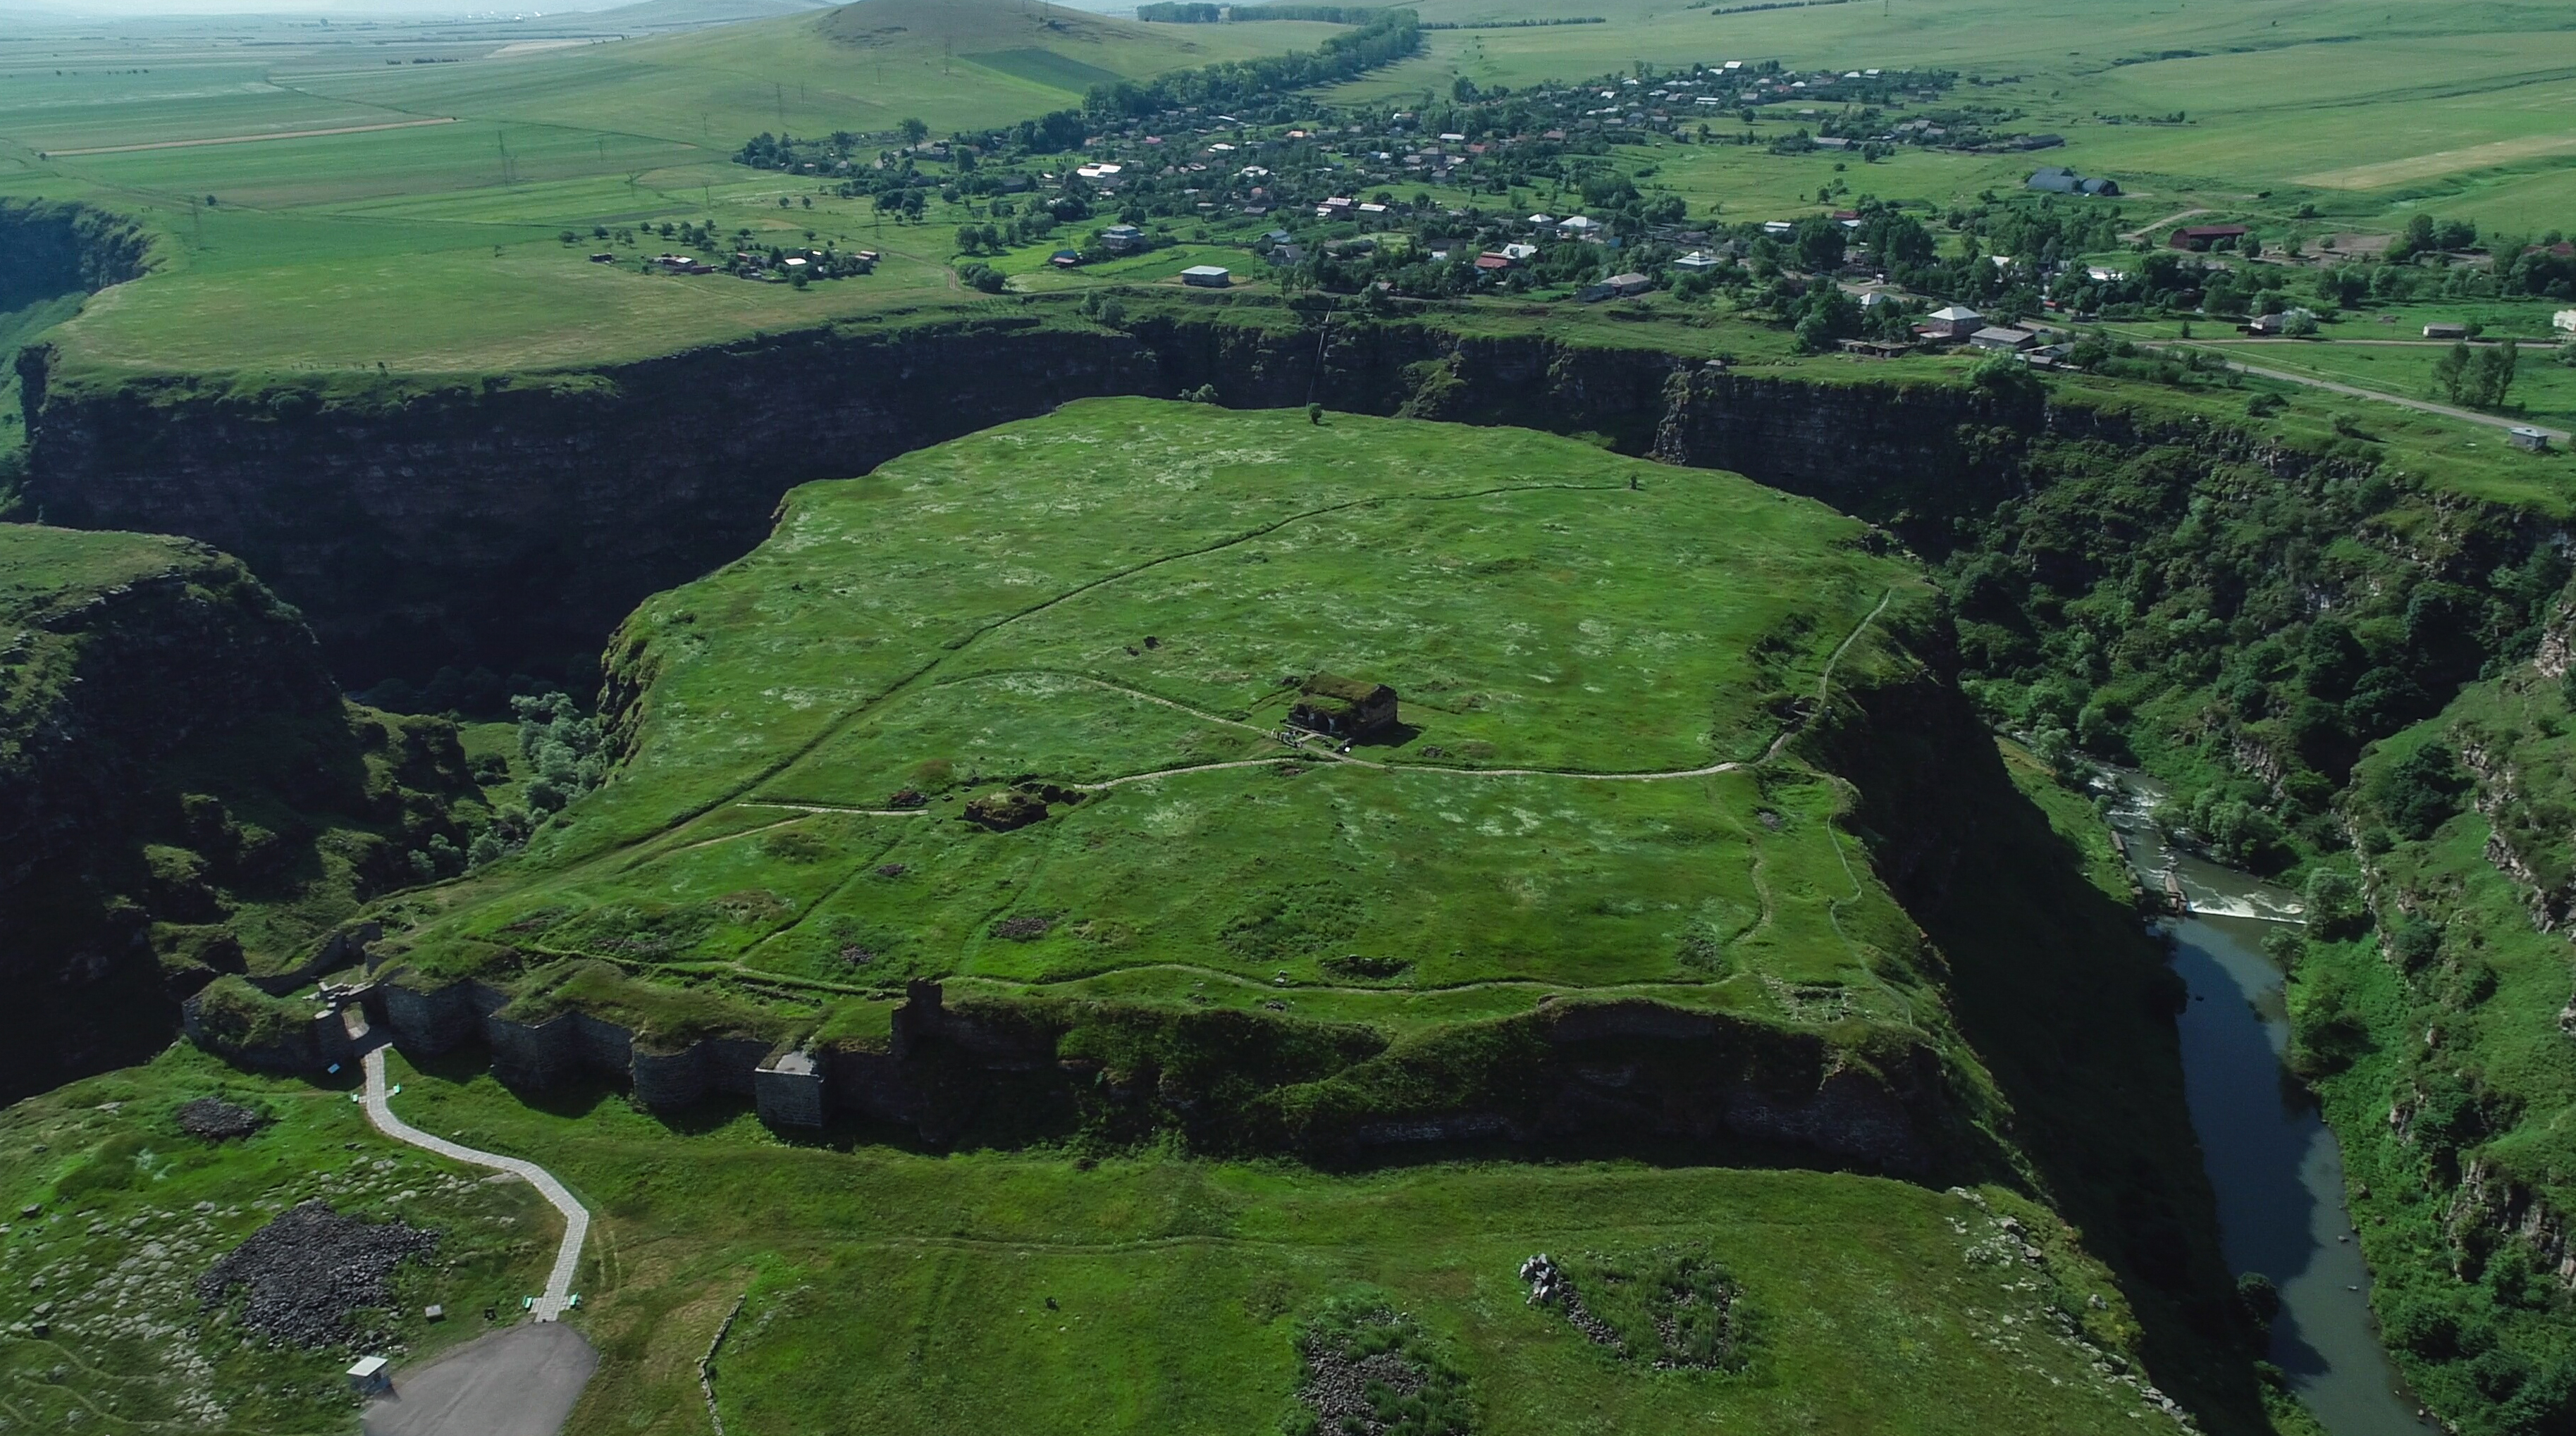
(1290, 675, 1398, 738)
(1921, 304, 1985, 340)
(1181, 265, 1232, 288)
(1673, 250, 1724, 273)
(2168, 224, 2250, 252)
(1838, 338, 1915, 359)
(1557, 215, 1606, 241)
(1970, 326, 2038, 353)
(2027, 166, 2119, 196)
(2556, 309, 2576, 335)
(2510, 426, 2552, 452)
(1102, 224, 1147, 255)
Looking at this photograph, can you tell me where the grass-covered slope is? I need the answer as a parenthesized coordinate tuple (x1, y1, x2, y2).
(0, 524, 514, 1097)
(2276, 643, 2576, 1435)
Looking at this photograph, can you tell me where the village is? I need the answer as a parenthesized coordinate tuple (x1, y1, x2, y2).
(695, 54, 2576, 423)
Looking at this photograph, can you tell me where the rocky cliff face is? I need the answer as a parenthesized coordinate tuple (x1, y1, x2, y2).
(0, 526, 499, 1100)
(0, 531, 343, 1094)
(0, 202, 149, 317)
(21, 311, 2045, 686)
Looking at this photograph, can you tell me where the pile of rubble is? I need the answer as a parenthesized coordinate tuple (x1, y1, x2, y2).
(1519, 1254, 1622, 1349)
(1296, 1313, 1435, 1436)
(196, 1201, 438, 1347)
(173, 1098, 266, 1141)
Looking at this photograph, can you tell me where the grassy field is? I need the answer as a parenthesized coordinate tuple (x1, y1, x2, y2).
(0, 0, 1347, 372)
(2163, 338, 2576, 436)
(1359, 0, 2576, 230)
(0, 1046, 558, 1434)
(0, 1038, 2195, 1436)
(372, 400, 1935, 1039)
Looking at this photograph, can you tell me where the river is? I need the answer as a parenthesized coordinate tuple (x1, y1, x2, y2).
(2098, 774, 2438, 1435)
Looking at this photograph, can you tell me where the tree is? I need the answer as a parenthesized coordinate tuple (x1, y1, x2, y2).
(1792, 214, 1846, 273)
(2475, 338, 2520, 408)
(2432, 340, 2474, 402)
(2439, 338, 2520, 408)
(899, 116, 930, 144)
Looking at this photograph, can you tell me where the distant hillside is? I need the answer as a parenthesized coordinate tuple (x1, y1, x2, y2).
(815, 0, 1277, 65)
(588, 0, 836, 32)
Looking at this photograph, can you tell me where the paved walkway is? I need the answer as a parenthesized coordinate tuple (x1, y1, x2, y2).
(362, 1321, 598, 1436)
(357, 1040, 590, 1321)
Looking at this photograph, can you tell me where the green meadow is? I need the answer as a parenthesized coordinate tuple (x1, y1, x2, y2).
(0, 1039, 2183, 1436)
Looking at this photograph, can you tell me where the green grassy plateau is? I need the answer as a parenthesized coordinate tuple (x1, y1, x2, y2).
(378, 398, 1935, 1039)
(0, 404, 2289, 1435)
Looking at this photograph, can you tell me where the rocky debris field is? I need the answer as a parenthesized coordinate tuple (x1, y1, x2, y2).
(175, 1097, 266, 1141)
(197, 1199, 438, 1346)
(1293, 1302, 1471, 1436)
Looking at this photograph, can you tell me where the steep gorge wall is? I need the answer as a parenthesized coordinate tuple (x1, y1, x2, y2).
(0, 539, 344, 1096)
(20, 311, 2041, 684)
(0, 202, 149, 318)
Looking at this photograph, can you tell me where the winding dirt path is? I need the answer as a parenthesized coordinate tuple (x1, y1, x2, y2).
(2121, 206, 2210, 243)
(43, 117, 457, 156)
(2150, 342, 2571, 440)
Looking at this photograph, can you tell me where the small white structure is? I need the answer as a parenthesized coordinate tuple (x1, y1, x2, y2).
(2509, 426, 2552, 452)
(1181, 265, 1232, 288)
(347, 1356, 392, 1397)
(2555, 309, 2576, 335)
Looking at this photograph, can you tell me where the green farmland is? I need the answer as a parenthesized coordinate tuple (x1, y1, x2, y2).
(6, 0, 2576, 394)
